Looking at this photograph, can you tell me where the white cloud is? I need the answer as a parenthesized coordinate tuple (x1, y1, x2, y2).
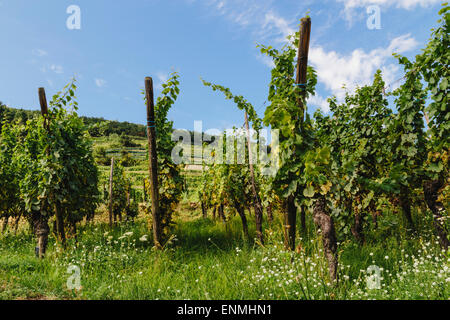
(50, 64, 64, 74)
(32, 49, 48, 57)
(191, 0, 301, 43)
(308, 94, 330, 113)
(309, 34, 418, 100)
(386, 33, 418, 53)
(216, 1, 225, 10)
(156, 72, 169, 84)
(95, 78, 107, 87)
(262, 10, 295, 42)
(154, 71, 171, 91)
(256, 54, 275, 68)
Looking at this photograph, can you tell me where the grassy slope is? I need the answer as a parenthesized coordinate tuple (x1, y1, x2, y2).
(0, 207, 448, 300)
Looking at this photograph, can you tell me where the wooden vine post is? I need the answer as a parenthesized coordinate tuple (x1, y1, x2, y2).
(296, 18, 311, 242)
(296, 17, 311, 126)
(297, 17, 338, 281)
(38, 87, 66, 248)
(108, 157, 114, 227)
(244, 112, 264, 245)
(283, 17, 312, 251)
(145, 77, 162, 249)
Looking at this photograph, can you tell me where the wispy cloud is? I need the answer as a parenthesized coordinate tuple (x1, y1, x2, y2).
(256, 54, 275, 68)
(95, 78, 107, 88)
(40, 64, 64, 74)
(50, 64, 64, 74)
(32, 49, 48, 57)
(190, 0, 303, 43)
(187, 0, 307, 70)
(308, 94, 331, 113)
(261, 10, 295, 42)
(154, 71, 170, 90)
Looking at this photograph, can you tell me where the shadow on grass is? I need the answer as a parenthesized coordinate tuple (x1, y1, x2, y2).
(172, 217, 254, 254)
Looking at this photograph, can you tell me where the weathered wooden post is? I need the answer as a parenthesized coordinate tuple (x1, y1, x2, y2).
(296, 17, 311, 126)
(296, 17, 311, 237)
(36, 88, 52, 257)
(145, 77, 162, 249)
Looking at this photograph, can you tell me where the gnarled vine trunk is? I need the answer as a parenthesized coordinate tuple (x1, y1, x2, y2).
(267, 204, 273, 224)
(399, 187, 415, 231)
(285, 196, 297, 251)
(13, 213, 21, 235)
(2, 215, 9, 233)
(372, 211, 380, 230)
(55, 204, 66, 246)
(201, 202, 207, 219)
(300, 205, 306, 234)
(70, 221, 78, 244)
(32, 211, 49, 259)
(350, 196, 364, 244)
(235, 205, 249, 241)
(254, 202, 264, 245)
(351, 212, 365, 244)
(218, 204, 226, 223)
(423, 179, 449, 250)
(313, 196, 338, 282)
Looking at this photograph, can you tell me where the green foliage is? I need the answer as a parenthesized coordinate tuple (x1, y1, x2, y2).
(259, 31, 318, 203)
(415, 4, 449, 153)
(119, 150, 138, 167)
(201, 80, 262, 130)
(93, 146, 111, 166)
(109, 162, 129, 218)
(414, 4, 449, 182)
(200, 80, 270, 222)
(1, 80, 100, 229)
(315, 71, 392, 213)
(119, 133, 139, 148)
(0, 120, 23, 220)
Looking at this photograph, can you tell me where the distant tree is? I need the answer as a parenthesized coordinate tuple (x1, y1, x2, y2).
(120, 133, 138, 148)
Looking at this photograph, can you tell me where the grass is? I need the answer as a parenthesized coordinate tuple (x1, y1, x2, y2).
(0, 207, 448, 300)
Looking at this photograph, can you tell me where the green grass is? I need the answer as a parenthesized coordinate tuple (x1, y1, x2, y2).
(0, 210, 448, 300)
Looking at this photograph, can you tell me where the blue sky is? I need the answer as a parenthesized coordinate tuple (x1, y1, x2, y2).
(0, 0, 445, 132)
